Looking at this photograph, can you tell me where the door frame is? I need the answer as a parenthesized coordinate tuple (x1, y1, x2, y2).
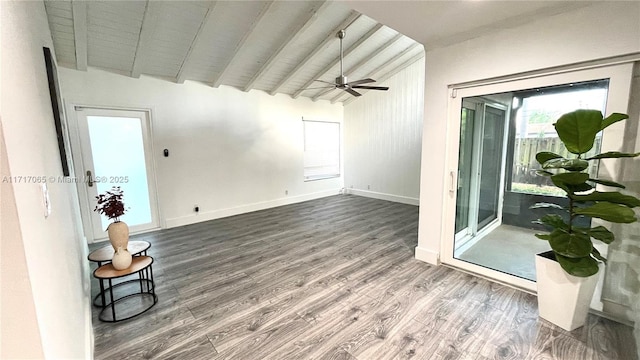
(441, 64, 634, 293)
(454, 98, 510, 254)
(66, 103, 162, 243)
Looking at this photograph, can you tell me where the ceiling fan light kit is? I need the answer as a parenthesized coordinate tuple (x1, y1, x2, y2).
(305, 29, 389, 98)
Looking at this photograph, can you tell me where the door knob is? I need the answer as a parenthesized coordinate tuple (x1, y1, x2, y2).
(86, 170, 93, 187)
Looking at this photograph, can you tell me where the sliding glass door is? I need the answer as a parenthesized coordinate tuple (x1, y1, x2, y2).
(441, 64, 633, 292)
(454, 99, 508, 252)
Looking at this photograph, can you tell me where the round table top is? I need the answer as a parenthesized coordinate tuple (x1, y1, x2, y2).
(94, 256, 153, 279)
(88, 240, 151, 262)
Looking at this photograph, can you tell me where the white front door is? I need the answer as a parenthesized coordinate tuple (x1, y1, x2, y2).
(74, 107, 159, 241)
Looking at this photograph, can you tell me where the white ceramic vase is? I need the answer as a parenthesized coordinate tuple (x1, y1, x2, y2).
(112, 247, 132, 270)
(535, 251, 599, 331)
(107, 221, 129, 251)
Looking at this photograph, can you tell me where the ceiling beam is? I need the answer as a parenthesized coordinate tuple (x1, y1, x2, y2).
(243, 1, 330, 92)
(292, 23, 384, 99)
(367, 43, 421, 80)
(176, 1, 218, 84)
(268, 11, 361, 96)
(312, 33, 403, 101)
(211, 1, 275, 88)
(343, 52, 425, 106)
(71, 0, 87, 71)
(376, 52, 425, 84)
(131, 1, 163, 78)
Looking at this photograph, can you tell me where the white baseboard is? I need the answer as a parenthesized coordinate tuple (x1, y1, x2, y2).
(601, 299, 635, 325)
(415, 245, 440, 265)
(348, 189, 419, 206)
(165, 189, 341, 228)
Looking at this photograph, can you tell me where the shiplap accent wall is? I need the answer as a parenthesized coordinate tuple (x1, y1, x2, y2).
(343, 57, 425, 205)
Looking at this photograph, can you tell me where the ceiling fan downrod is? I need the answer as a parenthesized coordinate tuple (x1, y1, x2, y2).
(336, 30, 347, 87)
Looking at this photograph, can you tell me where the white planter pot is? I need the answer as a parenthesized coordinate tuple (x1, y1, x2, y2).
(535, 251, 599, 331)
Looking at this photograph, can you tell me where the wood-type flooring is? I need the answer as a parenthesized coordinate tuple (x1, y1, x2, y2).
(90, 195, 637, 359)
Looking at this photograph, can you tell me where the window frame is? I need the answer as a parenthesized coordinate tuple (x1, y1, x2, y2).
(302, 119, 341, 182)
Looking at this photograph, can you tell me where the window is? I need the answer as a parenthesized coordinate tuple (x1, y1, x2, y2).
(303, 120, 340, 181)
(510, 79, 609, 196)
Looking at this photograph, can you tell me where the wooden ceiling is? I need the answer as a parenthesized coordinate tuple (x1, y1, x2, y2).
(44, 0, 424, 104)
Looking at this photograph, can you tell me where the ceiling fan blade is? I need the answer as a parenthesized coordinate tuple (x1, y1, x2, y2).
(346, 78, 375, 86)
(313, 79, 337, 85)
(345, 88, 362, 97)
(351, 85, 389, 91)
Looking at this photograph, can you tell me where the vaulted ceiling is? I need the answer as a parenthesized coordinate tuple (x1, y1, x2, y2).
(43, 0, 424, 104)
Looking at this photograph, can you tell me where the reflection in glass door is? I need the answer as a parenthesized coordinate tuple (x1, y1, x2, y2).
(454, 99, 508, 253)
(477, 106, 506, 230)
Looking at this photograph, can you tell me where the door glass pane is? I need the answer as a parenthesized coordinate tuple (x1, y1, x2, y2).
(455, 107, 474, 234)
(453, 79, 609, 281)
(87, 116, 152, 230)
(511, 82, 608, 196)
(477, 106, 505, 230)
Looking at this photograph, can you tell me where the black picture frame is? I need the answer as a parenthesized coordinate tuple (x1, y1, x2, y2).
(43, 47, 70, 176)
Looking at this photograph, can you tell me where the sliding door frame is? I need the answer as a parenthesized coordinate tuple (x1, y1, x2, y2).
(441, 63, 634, 293)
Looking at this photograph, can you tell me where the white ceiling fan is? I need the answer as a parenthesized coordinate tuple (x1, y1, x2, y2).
(304, 29, 389, 97)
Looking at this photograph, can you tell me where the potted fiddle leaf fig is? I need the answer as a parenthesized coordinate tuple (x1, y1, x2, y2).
(533, 109, 639, 331)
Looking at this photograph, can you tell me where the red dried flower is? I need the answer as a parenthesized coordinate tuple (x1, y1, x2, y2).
(94, 186, 127, 222)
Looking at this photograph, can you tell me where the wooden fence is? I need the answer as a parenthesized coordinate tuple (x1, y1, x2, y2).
(512, 137, 601, 186)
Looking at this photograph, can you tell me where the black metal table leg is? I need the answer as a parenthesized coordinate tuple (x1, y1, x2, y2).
(108, 279, 116, 321)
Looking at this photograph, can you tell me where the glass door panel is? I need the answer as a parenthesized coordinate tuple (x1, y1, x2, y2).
(449, 79, 611, 283)
(455, 107, 475, 234)
(453, 98, 508, 255)
(86, 115, 153, 230)
(477, 105, 506, 231)
(76, 108, 159, 240)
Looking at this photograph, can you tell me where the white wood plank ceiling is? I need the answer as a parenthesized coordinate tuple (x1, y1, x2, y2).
(44, 0, 424, 103)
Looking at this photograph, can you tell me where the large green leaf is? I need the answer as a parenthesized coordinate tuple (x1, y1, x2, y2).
(600, 113, 629, 131)
(567, 183, 593, 193)
(536, 152, 562, 166)
(548, 230, 592, 258)
(535, 214, 568, 230)
(551, 172, 590, 185)
(588, 226, 615, 244)
(589, 178, 625, 189)
(535, 234, 551, 241)
(543, 158, 589, 171)
(554, 110, 603, 155)
(555, 253, 600, 277)
(571, 191, 640, 207)
(536, 170, 553, 177)
(586, 151, 640, 160)
(574, 203, 638, 223)
(551, 173, 590, 194)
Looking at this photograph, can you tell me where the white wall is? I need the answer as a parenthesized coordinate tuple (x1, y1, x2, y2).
(59, 67, 344, 234)
(0, 124, 45, 360)
(0, 1, 91, 358)
(414, 1, 640, 264)
(344, 58, 424, 205)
